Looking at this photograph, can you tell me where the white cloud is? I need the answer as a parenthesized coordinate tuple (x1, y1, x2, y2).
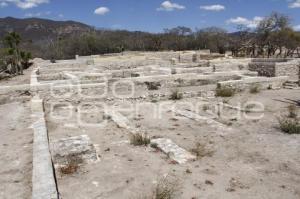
(293, 25, 300, 31)
(200, 4, 225, 11)
(94, 7, 110, 15)
(24, 11, 51, 17)
(24, 12, 41, 17)
(0, 1, 8, 7)
(58, 13, 64, 18)
(227, 16, 264, 28)
(0, 0, 49, 9)
(157, 1, 185, 11)
(289, 0, 300, 8)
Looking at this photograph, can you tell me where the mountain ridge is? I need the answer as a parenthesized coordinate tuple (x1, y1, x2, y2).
(0, 17, 94, 42)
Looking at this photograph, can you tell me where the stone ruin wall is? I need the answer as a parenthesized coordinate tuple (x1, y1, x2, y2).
(248, 62, 276, 77)
(248, 59, 300, 81)
(275, 62, 300, 81)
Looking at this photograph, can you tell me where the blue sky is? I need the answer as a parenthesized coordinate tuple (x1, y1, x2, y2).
(0, 0, 300, 32)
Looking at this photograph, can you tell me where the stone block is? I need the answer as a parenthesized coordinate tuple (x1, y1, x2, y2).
(151, 138, 196, 164)
(50, 135, 98, 167)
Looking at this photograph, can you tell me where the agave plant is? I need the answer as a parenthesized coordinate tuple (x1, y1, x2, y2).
(3, 32, 22, 75)
(2, 32, 33, 75)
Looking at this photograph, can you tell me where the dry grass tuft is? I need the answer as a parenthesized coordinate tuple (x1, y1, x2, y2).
(249, 84, 261, 94)
(287, 105, 298, 119)
(145, 82, 161, 90)
(129, 133, 151, 146)
(215, 86, 235, 97)
(277, 105, 300, 134)
(190, 143, 214, 159)
(278, 117, 300, 134)
(60, 155, 82, 175)
(169, 89, 183, 100)
(152, 175, 181, 199)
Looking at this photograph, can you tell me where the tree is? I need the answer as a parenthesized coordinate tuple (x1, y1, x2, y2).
(196, 27, 229, 54)
(256, 12, 291, 57)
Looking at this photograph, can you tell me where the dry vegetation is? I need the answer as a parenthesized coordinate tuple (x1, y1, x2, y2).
(59, 155, 82, 175)
(278, 105, 300, 134)
(249, 84, 261, 94)
(169, 89, 183, 100)
(129, 133, 151, 146)
(151, 175, 181, 199)
(215, 86, 235, 97)
(190, 142, 214, 159)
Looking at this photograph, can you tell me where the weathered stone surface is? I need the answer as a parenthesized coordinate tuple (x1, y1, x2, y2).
(151, 138, 196, 164)
(173, 109, 231, 136)
(50, 135, 98, 167)
(218, 76, 289, 90)
(31, 96, 58, 199)
(105, 109, 132, 129)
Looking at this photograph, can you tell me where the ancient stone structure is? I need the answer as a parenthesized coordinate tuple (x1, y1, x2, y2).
(1, 51, 299, 198)
(249, 58, 300, 81)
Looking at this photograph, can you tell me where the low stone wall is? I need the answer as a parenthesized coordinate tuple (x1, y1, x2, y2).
(218, 76, 289, 90)
(31, 96, 58, 199)
(126, 72, 245, 89)
(179, 52, 197, 63)
(93, 59, 169, 70)
(251, 58, 290, 63)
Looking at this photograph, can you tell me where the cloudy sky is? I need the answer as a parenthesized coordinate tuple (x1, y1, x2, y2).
(0, 0, 300, 32)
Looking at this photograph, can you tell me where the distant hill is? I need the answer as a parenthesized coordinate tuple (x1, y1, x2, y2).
(0, 17, 93, 43)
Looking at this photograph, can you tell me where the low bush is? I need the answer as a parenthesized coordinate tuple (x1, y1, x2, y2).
(278, 117, 300, 134)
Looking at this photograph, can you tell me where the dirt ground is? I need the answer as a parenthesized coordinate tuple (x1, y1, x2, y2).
(0, 67, 33, 86)
(0, 101, 33, 199)
(45, 88, 300, 199)
(0, 68, 34, 199)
